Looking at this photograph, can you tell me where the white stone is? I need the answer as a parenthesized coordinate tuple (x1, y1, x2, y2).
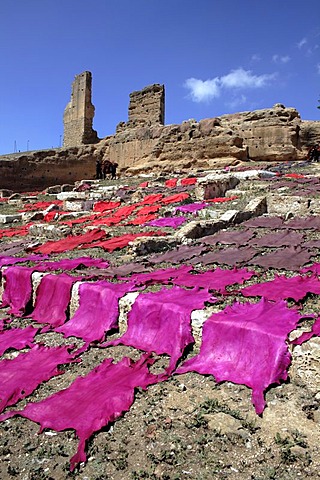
(69, 281, 82, 317)
(56, 191, 87, 201)
(219, 210, 239, 222)
(0, 214, 22, 224)
(118, 292, 140, 335)
(64, 200, 86, 212)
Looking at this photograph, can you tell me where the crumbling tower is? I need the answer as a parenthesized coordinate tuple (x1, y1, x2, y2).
(128, 84, 165, 127)
(63, 71, 98, 147)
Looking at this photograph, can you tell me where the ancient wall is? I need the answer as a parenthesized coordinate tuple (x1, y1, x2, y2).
(63, 71, 98, 147)
(125, 84, 165, 128)
(0, 147, 97, 192)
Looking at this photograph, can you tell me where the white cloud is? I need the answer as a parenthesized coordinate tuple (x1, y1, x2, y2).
(297, 37, 307, 49)
(220, 68, 276, 89)
(183, 77, 220, 102)
(317, 63, 320, 75)
(184, 68, 276, 103)
(272, 54, 290, 64)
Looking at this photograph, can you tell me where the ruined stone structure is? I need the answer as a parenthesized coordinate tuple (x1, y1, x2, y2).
(128, 84, 165, 127)
(0, 72, 319, 192)
(63, 71, 98, 147)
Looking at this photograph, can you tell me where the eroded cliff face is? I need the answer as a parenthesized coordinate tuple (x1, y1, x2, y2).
(101, 103, 314, 175)
(0, 146, 98, 192)
(0, 103, 319, 192)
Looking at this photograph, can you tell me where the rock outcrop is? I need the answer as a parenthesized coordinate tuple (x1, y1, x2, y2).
(1, 73, 319, 191)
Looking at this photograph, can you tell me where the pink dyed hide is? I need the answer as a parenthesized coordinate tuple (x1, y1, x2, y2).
(1, 266, 37, 316)
(173, 267, 255, 293)
(146, 217, 187, 228)
(40, 257, 109, 271)
(0, 325, 38, 356)
(31, 273, 79, 328)
(240, 274, 320, 302)
(176, 299, 301, 414)
(291, 316, 320, 345)
(0, 354, 157, 471)
(0, 254, 48, 268)
(124, 265, 193, 286)
(301, 263, 320, 275)
(56, 281, 136, 343)
(0, 344, 77, 413)
(107, 286, 214, 374)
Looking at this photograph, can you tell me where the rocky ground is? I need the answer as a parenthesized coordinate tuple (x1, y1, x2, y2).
(0, 161, 320, 480)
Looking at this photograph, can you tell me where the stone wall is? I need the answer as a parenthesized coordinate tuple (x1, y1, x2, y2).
(63, 71, 98, 147)
(116, 84, 165, 132)
(0, 147, 97, 192)
(104, 104, 314, 175)
(128, 84, 165, 126)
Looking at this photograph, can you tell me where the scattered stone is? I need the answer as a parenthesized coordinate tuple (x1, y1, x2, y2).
(56, 191, 87, 201)
(0, 214, 22, 224)
(28, 224, 72, 239)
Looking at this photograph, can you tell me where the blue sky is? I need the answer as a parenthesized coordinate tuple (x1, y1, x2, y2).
(1, 0, 319, 155)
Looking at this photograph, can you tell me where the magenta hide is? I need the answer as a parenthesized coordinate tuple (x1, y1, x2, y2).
(0, 344, 77, 413)
(172, 267, 255, 293)
(0, 354, 157, 471)
(0, 325, 38, 356)
(107, 286, 214, 374)
(1, 266, 37, 316)
(175, 299, 301, 414)
(56, 280, 136, 343)
(124, 265, 193, 286)
(31, 273, 79, 328)
(291, 316, 320, 345)
(240, 274, 320, 302)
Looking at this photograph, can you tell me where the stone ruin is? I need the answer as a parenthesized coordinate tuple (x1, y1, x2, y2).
(125, 83, 165, 128)
(0, 71, 319, 191)
(63, 71, 98, 147)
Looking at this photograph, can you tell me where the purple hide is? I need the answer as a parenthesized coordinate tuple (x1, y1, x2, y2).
(40, 257, 109, 271)
(173, 267, 255, 293)
(175, 202, 208, 213)
(107, 286, 214, 374)
(0, 326, 38, 356)
(146, 216, 187, 228)
(56, 281, 136, 343)
(241, 274, 320, 302)
(0, 254, 48, 268)
(0, 344, 77, 413)
(1, 266, 36, 316)
(176, 299, 301, 414)
(249, 246, 312, 271)
(125, 265, 193, 286)
(0, 354, 157, 471)
(31, 273, 79, 328)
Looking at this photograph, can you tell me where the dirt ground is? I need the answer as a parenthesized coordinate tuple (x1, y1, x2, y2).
(1, 163, 320, 480)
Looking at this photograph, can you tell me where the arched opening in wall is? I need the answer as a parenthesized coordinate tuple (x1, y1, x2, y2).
(189, 130, 195, 140)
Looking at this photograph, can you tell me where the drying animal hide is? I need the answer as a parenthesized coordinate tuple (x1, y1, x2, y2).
(106, 286, 214, 374)
(176, 299, 301, 414)
(0, 354, 158, 471)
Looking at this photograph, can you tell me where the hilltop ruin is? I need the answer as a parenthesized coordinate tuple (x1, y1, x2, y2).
(0, 71, 319, 191)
